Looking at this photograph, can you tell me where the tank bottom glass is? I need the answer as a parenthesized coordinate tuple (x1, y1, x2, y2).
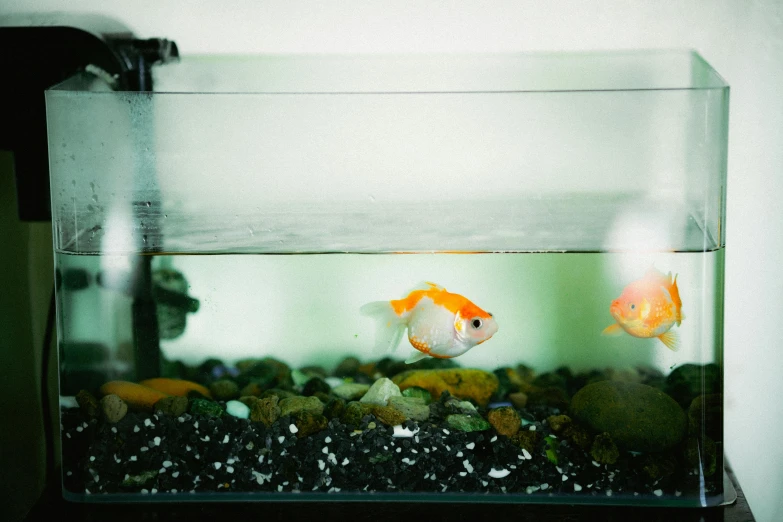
(59, 358, 723, 505)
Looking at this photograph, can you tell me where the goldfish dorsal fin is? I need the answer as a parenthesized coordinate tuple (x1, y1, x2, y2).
(644, 266, 670, 283)
(405, 281, 445, 296)
(658, 329, 680, 351)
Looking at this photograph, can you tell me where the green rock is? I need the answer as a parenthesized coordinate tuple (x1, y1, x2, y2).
(527, 386, 570, 410)
(446, 414, 490, 432)
(323, 398, 346, 419)
(369, 453, 393, 464)
(684, 436, 717, 476)
(189, 398, 223, 417)
(665, 363, 721, 408)
(591, 432, 619, 464)
(487, 407, 521, 437)
(688, 394, 723, 440)
(76, 389, 100, 419)
(570, 380, 686, 452)
(642, 453, 678, 480)
(334, 357, 361, 377)
(332, 383, 370, 401)
(545, 435, 560, 464)
(511, 430, 539, 453)
(261, 388, 297, 401)
(401, 386, 432, 403)
(100, 394, 128, 423)
(360, 378, 401, 406)
(388, 396, 430, 421)
(250, 396, 280, 426)
(340, 401, 405, 427)
(122, 470, 158, 487)
(209, 379, 239, 401)
(302, 377, 331, 396)
(279, 396, 324, 417)
(291, 411, 328, 438)
(154, 396, 189, 417)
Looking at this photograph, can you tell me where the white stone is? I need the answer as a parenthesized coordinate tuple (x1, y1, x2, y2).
(359, 378, 401, 406)
(488, 468, 511, 478)
(225, 400, 250, 419)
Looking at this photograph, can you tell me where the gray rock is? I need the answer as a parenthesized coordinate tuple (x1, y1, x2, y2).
(388, 396, 430, 421)
(570, 380, 686, 452)
(360, 378, 401, 406)
(332, 383, 370, 401)
(154, 396, 189, 417)
(100, 394, 128, 423)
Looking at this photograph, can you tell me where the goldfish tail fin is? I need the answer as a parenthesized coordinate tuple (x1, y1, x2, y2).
(405, 350, 429, 364)
(658, 329, 680, 351)
(360, 301, 407, 354)
(601, 323, 624, 337)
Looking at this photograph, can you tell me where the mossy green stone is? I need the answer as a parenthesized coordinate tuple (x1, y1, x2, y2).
(570, 381, 686, 452)
(189, 398, 223, 417)
(446, 414, 490, 432)
(401, 386, 432, 403)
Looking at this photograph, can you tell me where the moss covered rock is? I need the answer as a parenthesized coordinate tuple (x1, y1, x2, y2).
(391, 369, 499, 406)
(250, 396, 281, 426)
(487, 407, 521, 437)
(570, 380, 686, 452)
(446, 414, 490, 432)
(291, 411, 328, 438)
(279, 396, 324, 417)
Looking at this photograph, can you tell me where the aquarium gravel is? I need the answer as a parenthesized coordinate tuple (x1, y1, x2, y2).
(60, 358, 721, 502)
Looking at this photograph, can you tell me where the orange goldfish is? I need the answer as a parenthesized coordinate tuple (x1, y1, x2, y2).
(602, 267, 685, 351)
(361, 282, 498, 364)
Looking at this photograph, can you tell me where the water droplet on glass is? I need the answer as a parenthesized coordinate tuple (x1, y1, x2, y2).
(146, 201, 151, 207)
(368, 194, 376, 202)
(142, 235, 148, 243)
(247, 226, 254, 236)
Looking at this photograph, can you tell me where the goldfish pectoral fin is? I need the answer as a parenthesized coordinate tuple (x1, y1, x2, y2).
(405, 350, 429, 364)
(658, 330, 680, 352)
(360, 301, 407, 354)
(601, 323, 624, 337)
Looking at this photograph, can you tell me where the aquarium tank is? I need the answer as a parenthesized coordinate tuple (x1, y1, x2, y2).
(45, 50, 729, 506)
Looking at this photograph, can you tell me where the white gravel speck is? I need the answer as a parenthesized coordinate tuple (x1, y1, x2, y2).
(153, 436, 161, 446)
(592, 460, 601, 467)
(172, 472, 179, 478)
(654, 489, 663, 497)
(456, 451, 463, 457)
(529, 425, 536, 431)
(214, 462, 221, 470)
(163, 461, 172, 468)
(522, 449, 532, 460)
(140, 447, 148, 452)
(562, 474, 569, 482)
(465, 442, 475, 450)
(227, 466, 234, 474)
(289, 424, 298, 434)
(278, 436, 285, 444)
(488, 468, 511, 478)
(463, 460, 474, 473)
(392, 425, 419, 438)
(76, 427, 83, 432)
(540, 483, 549, 490)
(574, 484, 582, 492)
(325, 436, 332, 443)
(675, 491, 682, 497)
(342, 458, 349, 466)
(322, 446, 329, 454)
(318, 460, 325, 470)
(144, 419, 153, 427)
(223, 435, 230, 443)
(442, 429, 450, 435)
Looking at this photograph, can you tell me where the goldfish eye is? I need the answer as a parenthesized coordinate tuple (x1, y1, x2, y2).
(471, 319, 483, 329)
(630, 304, 635, 310)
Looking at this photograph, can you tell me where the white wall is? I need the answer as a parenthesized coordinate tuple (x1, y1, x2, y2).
(4, 1, 782, 520)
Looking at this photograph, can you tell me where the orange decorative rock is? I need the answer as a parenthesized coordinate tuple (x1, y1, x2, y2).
(139, 378, 212, 399)
(99, 381, 170, 411)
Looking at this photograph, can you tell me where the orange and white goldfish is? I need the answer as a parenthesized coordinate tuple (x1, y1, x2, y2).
(360, 282, 498, 364)
(602, 267, 685, 351)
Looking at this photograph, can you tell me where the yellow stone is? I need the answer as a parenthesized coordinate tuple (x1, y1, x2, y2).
(391, 369, 499, 406)
(139, 377, 212, 398)
(99, 381, 170, 411)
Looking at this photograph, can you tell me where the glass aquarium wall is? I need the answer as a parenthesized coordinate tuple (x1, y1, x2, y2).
(46, 51, 729, 506)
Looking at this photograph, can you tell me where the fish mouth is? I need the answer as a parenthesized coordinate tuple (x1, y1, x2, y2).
(609, 300, 622, 318)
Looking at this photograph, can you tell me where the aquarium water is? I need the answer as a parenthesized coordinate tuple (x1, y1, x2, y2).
(54, 197, 725, 506)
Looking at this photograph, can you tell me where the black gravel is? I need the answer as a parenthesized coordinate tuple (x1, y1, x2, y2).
(60, 404, 716, 501)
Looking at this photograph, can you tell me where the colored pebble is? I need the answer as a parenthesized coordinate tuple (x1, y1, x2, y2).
(99, 381, 170, 411)
(226, 400, 250, 419)
(139, 378, 212, 399)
